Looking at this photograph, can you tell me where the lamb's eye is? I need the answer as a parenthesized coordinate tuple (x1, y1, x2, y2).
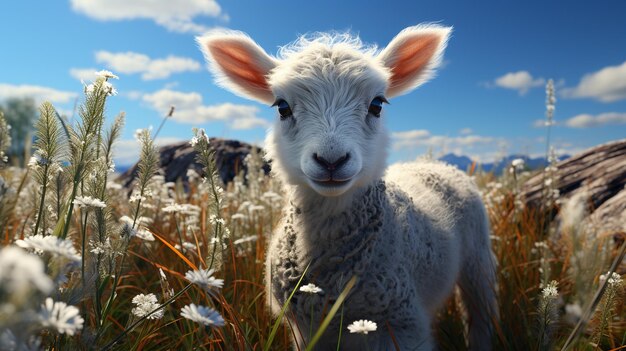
(368, 97, 387, 117)
(273, 99, 293, 120)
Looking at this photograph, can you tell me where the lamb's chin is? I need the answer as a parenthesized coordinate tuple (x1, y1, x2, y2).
(306, 178, 355, 197)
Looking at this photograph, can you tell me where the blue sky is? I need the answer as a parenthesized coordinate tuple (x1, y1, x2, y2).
(1, 0, 625, 165)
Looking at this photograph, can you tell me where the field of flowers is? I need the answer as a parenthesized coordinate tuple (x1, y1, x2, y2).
(0, 74, 624, 350)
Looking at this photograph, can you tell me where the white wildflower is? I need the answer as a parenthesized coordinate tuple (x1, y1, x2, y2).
(565, 303, 582, 322)
(185, 268, 224, 292)
(600, 272, 623, 287)
(299, 283, 323, 294)
(249, 205, 265, 212)
(231, 213, 246, 220)
(561, 192, 587, 229)
(129, 193, 146, 203)
(73, 195, 106, 209)
(89, 238, 112, 255)
(119, 215, 134, 227)
(102, 81, 117, 96)
(545, 79, 556, 125)
(209, 215, 226, 226)
(27, 156, 39, 168)
(190, 136, 199, 147)
(176, 242, 198, 251)
(162, 204, 184, 213)
(0, 246, 53, 295)
(511, 158, 525, 171)
(542, 280, 559, 299)
(131, 293, 163, 320)
(180, 304, 224, 327)
(95, 70, 119, 80)
(347, 319, 377, 334)
(233, 235, 257, 246)
(39, 298, 84, 335)
(16, 235, 81, 262)
(106, 181, 123, 190)
(135, 228, 155, 241)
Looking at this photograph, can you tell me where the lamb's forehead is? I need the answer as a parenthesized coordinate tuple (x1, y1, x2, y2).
(268, 35, 390, 95)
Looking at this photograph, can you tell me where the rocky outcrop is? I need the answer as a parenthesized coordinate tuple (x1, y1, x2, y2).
(521, 139, 626, 233)
(119, 138, 270, 188)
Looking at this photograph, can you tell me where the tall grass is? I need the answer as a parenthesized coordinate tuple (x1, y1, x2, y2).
(0, 75, 624, 350)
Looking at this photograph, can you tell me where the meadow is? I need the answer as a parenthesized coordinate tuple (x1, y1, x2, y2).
(0, 74, 624, 350)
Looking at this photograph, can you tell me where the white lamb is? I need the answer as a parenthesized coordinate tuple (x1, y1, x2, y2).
(197, 24, 498, 350)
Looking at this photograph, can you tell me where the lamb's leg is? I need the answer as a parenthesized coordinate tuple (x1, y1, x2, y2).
(458, 213, 498, 350)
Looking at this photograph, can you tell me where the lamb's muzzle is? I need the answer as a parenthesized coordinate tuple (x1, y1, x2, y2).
(197, 23, 498, 351)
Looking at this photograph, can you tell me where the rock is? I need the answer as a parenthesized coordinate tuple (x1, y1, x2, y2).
(118, 138, 270, 188)
(521, 139, 626, 233)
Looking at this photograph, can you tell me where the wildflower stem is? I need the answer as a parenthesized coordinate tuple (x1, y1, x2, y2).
(336, 305, 344, 351)
(33, 163, 50, 236)
(305, 276, 358, 351)
(561, 238, 626, 350)
(81, 210, 88, 285)
(174, 214, 185, 254)
(101, 283, 193, 351)
(153, 106, 175, 140)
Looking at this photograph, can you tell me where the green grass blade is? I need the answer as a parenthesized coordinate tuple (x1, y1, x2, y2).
(263, 261, 311, 351)
(305, 275, 358, 351)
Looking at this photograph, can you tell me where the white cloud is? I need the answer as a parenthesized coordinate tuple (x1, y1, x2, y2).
(142, 89, 270, 129)
(532, 119, 555, 128)
(95, 51, 201, 80)
(70, 0, 225, 34)
(391, 129, 430, 140)
(391, 128, 506, 163)
(492, 71, 545, 95)
(69, 68, 99, 82)
(561, 61, 626, 102)
(392, 129, 495, 150)
(0, 83, 77, 104)
(122, 90, 144, 100)
(564, 112, 626, 128)
(459, 128, 473, 135)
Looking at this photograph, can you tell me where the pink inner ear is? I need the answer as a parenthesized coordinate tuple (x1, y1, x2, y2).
(208, 41, 270, 91)
(388, 34, 441, 89)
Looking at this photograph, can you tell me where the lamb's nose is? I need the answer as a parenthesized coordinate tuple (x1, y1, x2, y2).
(313, 153, 350, 171)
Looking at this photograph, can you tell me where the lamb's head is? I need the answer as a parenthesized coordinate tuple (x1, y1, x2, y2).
(197, 24, 450, 197)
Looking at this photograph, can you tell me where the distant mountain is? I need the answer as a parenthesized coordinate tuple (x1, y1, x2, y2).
(438, 154, 474, 171)
(438, 153, 570, 174)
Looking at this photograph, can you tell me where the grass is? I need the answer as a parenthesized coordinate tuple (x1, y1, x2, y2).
(0, 76, 624, 350)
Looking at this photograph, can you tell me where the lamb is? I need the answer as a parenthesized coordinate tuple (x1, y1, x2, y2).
(197, 24, 498, 350)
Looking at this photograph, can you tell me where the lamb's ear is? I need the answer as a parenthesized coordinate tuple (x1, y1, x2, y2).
(197, 30, 277, 104)
(378, 24, 452, 98)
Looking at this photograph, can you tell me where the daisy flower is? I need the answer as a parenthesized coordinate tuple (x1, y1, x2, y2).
(73, 196, 106, 209)
(0, 246, 53, 295)
(95, 70, 119, 80)
(16, 235, 81, 262)
(39, 298, 84, 335)
(180, 304, 224, 327)
(347, 319, 377, 334)
(299, 283, 323, 294)
(131, 293, 163, 320)
(185, 268, 224, 292)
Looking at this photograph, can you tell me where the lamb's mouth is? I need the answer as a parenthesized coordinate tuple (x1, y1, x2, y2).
(312, 179, 351, 187)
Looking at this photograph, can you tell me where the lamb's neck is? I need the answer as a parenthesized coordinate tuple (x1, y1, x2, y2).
(285, 180, 387, 242)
